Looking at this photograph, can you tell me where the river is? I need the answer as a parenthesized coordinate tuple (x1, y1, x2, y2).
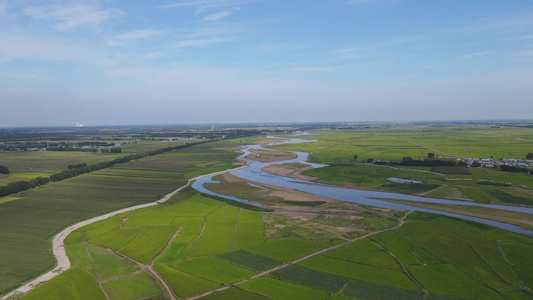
(192, 137, 533, 235)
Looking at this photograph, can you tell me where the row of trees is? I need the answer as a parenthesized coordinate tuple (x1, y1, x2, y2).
(101, 148, 122, 153)
(0, 177, 49, 197)
(500, 165, 530, 173)
(47, 148, 98, 153)
(0, 139, 218, 198)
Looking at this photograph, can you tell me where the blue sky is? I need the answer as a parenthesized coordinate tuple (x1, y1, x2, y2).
(1, 0, 532, 126)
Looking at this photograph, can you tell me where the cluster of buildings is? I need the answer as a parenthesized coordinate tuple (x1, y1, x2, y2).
(463, 157, 530, 168)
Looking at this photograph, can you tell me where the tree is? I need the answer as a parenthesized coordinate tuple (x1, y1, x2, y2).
(0, 165, 9, 174)
(472, 161, 481, 167)
(527, 153, 533, 160)
(367, 158, 374, 163)
(427, 152, 435, 158)
(353, 154, 358, 160)
(110, 148, 122, 153)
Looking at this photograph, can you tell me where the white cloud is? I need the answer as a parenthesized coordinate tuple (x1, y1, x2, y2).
(203, 11, 231, 21)
(463, 51, 494, 58)
(107, 29, 161, 46)
(332, 48, 360, 54)
(520, 34, 533, 40)
(292, 67, 330, 72)
(173, 37, 230, 47)
(0, 32, 110, 66)
(346, 0, 375, 5)
(23, 3, 124, 31)
(158, 0, 260, 15)
(0, 1, 7, 14)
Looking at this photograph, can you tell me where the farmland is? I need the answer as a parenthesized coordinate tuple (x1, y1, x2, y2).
(20, 188, 533, 300)
(269, 125, 533, 205)
(3, 123, 533, 300)
(0, 132, 255, 296)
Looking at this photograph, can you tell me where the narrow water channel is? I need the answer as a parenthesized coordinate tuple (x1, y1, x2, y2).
(192, 138, 533, 235)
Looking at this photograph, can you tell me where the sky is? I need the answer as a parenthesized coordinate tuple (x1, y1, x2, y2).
(1, 0, 533, 127)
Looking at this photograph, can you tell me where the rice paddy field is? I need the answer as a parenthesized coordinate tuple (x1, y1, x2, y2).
(3, 124, 533, 299)
(0, 139, 244, 296)
(270, 125, 533, 205)
(19, 189, 533, 300)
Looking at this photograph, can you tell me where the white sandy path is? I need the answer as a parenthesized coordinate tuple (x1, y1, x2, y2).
(1, 166, 247, 300)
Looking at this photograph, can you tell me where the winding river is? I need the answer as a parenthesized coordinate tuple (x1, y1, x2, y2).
(193, 137, 533, 235)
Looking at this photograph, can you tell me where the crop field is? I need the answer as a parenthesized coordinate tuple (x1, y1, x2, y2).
(268, 126, 533, 205)
(274, 125, 533, 163)
(20, 187, 533, 300)
(0, 140, 241, 295)
(6, 125, 533, 300)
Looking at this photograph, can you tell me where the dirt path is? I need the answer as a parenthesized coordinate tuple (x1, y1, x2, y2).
(187, 211, 412, 300)
(0, 167, 247, 300)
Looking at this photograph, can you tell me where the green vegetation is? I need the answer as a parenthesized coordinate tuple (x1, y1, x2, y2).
(21, 268, 106, 300)
(216, 250, 282, 272)
(101, 273, 162, 300)
(271, 126, 533, 205)
(170, 257, 255, 284)
(6, 124, 533, 300)
(240, 277, 330, 300)
(0, 138, 244, 295)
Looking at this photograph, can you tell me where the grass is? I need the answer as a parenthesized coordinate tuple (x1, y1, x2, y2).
(246, 238, 337, 262)
(409, 264, 503, 299)
(216, 250, 282, 272)
(239, 277, 330, 300)
(270, 265, 349, 292)
(21, 268, 105, 300)
(119, 227, 178, 264)
(197, 287, 269, 300)
(101, 272, 162, 300)
(370, 231, 441, 265)
(188, 206, 239, 256)
(382, 198, 533, 230)
(431, 166, 470, 174)
(234, 210, 266, 249)
(170, 257, 255, 284)
(154, 264, 220, 298)
(381, 182, 441, 195)
(323, 244, 401, 270)
(0, 140, 240, 295)
(297, 255, 420, 291)
(86, 245, 140, 280)
(342, 278, 424, 300)
(89, 227, 144, 251)
(8, 127, 533, 299)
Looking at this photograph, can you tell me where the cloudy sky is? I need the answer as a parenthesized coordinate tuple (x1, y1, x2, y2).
(1, 0, 532, 127)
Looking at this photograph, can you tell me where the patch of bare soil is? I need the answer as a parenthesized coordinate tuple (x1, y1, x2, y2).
(263, 163, 317, 181)
(246, 149, 297, 162)
(324, 214, 363, 220)
(223, 173, 332, 204)
(273, 211, 320, 221)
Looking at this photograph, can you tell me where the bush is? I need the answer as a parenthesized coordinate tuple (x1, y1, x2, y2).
(0, 165, 9, 174)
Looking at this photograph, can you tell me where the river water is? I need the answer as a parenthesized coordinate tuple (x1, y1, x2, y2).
(192, 138, 533, 235)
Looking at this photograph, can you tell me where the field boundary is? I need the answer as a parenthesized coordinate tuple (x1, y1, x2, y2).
(0, 166, 247, 300)
(187, 211, 413, 300)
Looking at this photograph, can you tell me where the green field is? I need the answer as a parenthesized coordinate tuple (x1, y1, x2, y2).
(268, 127, 533, 206)
(19, 189, 533, 300)
(5, 125, 533, 299)
(0, 139, 242, 295)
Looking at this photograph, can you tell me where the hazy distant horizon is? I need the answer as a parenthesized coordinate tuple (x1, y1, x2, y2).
(1, 118, 532, 130)
(1, 1, 532, 127)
